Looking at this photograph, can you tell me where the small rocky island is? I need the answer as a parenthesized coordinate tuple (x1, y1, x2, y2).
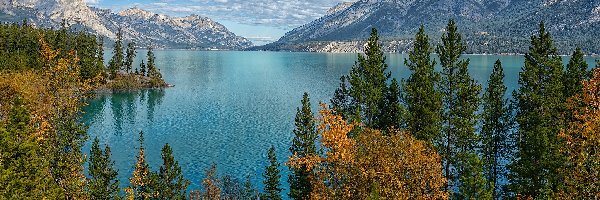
(102, 29, 171, 91)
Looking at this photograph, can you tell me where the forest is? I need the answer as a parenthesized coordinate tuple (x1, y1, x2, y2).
(1, 19, 600, 200)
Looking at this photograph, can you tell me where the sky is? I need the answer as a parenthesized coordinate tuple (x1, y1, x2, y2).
(85, 0, 352, 45)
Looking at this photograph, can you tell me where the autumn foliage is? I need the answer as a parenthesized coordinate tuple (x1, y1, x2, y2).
(288, 104, 448, 199)
(558, 68, 600, 198)
(0, 36, 93, 199)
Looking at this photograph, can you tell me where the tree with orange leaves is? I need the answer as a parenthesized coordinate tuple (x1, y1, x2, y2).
(0, 36, 94, 199)
(288, 104, 448, 199)
(557, 67, 600, 198)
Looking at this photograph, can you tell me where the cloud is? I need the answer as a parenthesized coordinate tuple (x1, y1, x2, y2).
(84, 0, 100, 4)
(111, 0, 354, 29)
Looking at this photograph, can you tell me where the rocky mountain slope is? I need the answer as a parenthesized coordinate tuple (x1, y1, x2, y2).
(259, 0, 600, 54)
(0, 0, 252, 50)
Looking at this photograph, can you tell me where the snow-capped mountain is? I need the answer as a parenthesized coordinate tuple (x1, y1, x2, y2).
(260, 0, 600, 54)
(0, 0, 252, 50)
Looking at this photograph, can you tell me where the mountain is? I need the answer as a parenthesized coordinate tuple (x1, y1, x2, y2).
(259, 0, 600, 54)
(0, 0, 252, 50)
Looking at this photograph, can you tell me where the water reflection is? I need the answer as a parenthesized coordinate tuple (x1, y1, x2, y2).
(86, 89, 165, 135)
(146, 89, 165, 122)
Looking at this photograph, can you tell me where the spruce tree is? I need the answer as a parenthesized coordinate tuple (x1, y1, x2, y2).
(262, 146, 282, 200)
(288, 92, 317, 200)
(436, 19, 482, 194)
(564, 47, 589, 98)
(481, 60, 511, 199)
(88, 138, 120, 200)
(96, 36, 107, 79)
(125, 42, 136, 73)
(458, 153, 493, 200)
(331, 28, 396, 130)
(127, 131, 159, 200)
(0, 98, 61, 199)
(348, 28, 391, 128)
(330, 76, 350, 119)
(147, 47, 158, 78)
(157, 143, 190, 200)
(241, 176, 259, 200)
(507, 21, 566, 198)
(140, 60, 147, 77)
(108, 29, 124, 79)
(402, 25, 442, 142)
(381, 78, 404, 129)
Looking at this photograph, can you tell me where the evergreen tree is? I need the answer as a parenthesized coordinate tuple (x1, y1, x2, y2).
(108, 29, 124, 79)
(436, 19, 482, 194)
(402, 25, 443, 142)
(96, 36, 106, 79)
(157, 143, 190, 200)
(330, 76, 350, 119)
(481, 60, 512, 199)
(140, 60, 147, 77)
(564, 47, 589, 98)
(288, 92, 317, 200)
(126, 131, 159, 200)
(507, 21, 566, 198)
(381, 78, 404, 129)
(347, 28, 391, 129)
(0, 98, 61, 199)
(458, 153, 493, 200)
(88, 137, 120, 200)
(262, 146, 282, 200)
(241, 176, 259, 200)
(125, 42, 136, 73)
(147, 47, 159, 78)
(331, 28, 397, 130)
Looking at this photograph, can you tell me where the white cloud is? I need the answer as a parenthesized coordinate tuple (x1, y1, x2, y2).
(109, 0, 354, 29)
(84, 0, 100, 5)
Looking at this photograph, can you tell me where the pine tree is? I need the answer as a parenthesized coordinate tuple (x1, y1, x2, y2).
(0, 98, 61, 199)
(126, 131, 159, 200)
(146, 47, 159, 78)
(140, 60, 147, 77)
(347, 28, 391, 129)
(331, 28, 396, 130)
(288, 92, 317, 200)
(157, 143, 190, 200)
(436, 19, 482, 194)
(458, 153, 493, 200)
(96, 36, 106, 79)
(564, 47, 589, 99)
(241, 176, 259, 200)
(108, 28, 124, 79)
(88, 137, 120, 200)
(330, 76, 350, 119)
(508, 21, 566, 198)
(481, 60, 512, 199)
(402, 25, 442, 143)
(125, 42, 136, 73)
(381, 78, 404, 129)
(262, 146, 282, 200)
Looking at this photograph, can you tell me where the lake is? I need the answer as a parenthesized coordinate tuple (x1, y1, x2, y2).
(83, 50, 598, 195)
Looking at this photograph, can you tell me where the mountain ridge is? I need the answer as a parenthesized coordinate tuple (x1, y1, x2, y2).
(0, 0, 252, 50)
(258, 0, 600, 54)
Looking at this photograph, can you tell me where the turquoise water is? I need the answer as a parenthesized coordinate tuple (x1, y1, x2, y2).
(83, 50, 598, 194)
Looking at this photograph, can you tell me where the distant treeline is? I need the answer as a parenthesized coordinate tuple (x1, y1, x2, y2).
(0, 21, 105, 80)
